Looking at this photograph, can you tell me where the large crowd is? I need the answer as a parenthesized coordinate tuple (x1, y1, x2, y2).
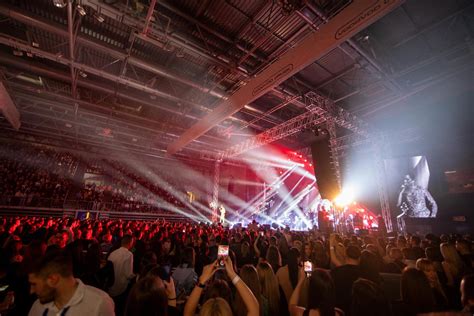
(0, 143, 192, 213)
(0, 215, 472, 316)
(0, 144, 77, 208)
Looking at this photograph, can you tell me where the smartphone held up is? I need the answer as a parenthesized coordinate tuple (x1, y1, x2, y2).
(217, 245, 229, 267)
(304, 260, 313, 277)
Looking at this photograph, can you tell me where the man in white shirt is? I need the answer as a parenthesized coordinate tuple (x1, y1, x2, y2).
(28, 252, 114, 316)
(107, 235, 135, 315)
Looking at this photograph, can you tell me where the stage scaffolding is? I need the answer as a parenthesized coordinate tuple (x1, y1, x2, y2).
(203, 91, 420, 231)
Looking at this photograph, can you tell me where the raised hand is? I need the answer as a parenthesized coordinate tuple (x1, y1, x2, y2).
(199, 260, 218, 284)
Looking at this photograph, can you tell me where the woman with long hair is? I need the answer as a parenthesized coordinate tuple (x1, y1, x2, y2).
(184, 257, 259, 316)
(277, 247, 301, 303)
(416, 258, 448, 310)
(257, 262, 281, 316)
(200, 297, 233, 316)
(266, 245, 282, 274)
(395, 267, 436, 316)
(234, 265, 262, 316)
(440, 242, 466, 287)
(289, 268, 342, 316)
(125, 275, 175, 316)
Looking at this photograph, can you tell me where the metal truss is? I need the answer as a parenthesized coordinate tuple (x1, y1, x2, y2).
(371, 133, 393, 232)
(222, 107, 328, 159)
(222, 90, 370, 159)
(211, 161, 221, 223)
(326, 120, 341, 190)
(333, 128, 421, 157)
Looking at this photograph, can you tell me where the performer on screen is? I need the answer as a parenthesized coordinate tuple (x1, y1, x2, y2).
(397, 174, 438, 231)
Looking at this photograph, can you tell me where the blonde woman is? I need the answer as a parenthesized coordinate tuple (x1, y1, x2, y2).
(234, 265, 262, 316)
(184, 257, 259, 316)
(440, 242, 466, 287)
(257, 262, 281, 316)
(416, 258, 448, 310)
(199, 297, 233, 316)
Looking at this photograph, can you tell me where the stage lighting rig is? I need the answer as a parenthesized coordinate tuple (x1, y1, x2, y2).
(94, 13, 105, 23)
(76, 5, 86, 16)
(52, 0, 67, 8)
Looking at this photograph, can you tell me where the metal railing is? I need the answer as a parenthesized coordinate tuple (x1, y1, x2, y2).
(0, 195, 184, 215)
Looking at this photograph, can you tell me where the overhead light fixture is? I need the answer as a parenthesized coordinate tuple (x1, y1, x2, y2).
(94, 13, 105, 23)
(13, 50, 23, 56)
(76, 5, 86, 16)
(31, 41, 40, 48)
(79, 71, 87, 78)
(52, 0, 67, 8)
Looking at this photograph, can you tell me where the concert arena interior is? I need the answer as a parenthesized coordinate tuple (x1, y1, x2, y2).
(0, 0, 473, 315)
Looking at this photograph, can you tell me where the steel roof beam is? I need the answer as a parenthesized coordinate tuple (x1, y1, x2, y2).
(166, 0, 403, 155)
(304, 2, 405, 94)
(0, 37, 267, 131)
(0, 4, 225, 98)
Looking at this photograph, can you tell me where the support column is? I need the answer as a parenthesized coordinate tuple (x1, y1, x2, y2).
(211, 160, 221, 223)
(372, 134, 393, 232)
(327, 120, 342, 190)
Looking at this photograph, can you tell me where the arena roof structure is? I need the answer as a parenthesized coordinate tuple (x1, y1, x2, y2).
(0, 0, 472, 161)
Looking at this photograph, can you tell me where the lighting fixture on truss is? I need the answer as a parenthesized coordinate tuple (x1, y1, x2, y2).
(76, 5, 86, 16)
(52, 0, 67, 8)
(94, 13, 105, 23)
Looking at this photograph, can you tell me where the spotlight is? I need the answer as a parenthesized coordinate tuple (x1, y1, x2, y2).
(52, 0, 67, 8)
(79, 71, 87, 78)
(76, 5, 86, 16)
(334, 188, 355, 207)
(94, 13, 105, 23)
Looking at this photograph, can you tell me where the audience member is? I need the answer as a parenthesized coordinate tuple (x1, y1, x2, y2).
(28, 251, 115, 316)
(351, 278, 391, 316)
(289, 268, 342, 316)
(460, 274, 474, 314)
(108, 235, 135, 315)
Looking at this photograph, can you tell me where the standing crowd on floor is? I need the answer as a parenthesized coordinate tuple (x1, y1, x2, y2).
(0, 216, 473, 315)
